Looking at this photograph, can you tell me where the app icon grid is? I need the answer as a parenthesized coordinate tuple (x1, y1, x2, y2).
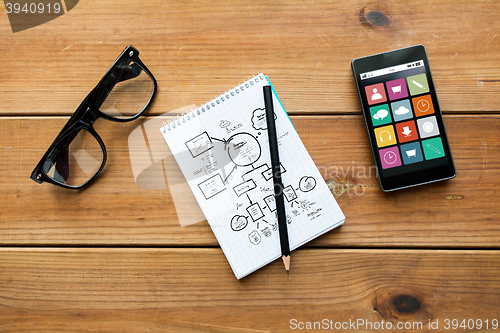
(364, 72, 445, 169)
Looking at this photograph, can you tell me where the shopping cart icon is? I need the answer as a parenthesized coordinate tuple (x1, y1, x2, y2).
(406, 149, 417, 158)
(391, 85, 402, 94)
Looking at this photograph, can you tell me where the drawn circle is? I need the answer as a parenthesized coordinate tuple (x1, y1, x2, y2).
(423, 122, 433, 132)
(248, 230, 261, 245)
(227, 133, 261, 167)
(299, 176, 316, 192)
(231, 215, 248, 231)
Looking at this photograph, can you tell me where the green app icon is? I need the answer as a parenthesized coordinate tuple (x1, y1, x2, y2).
(407, 73, 429, 96)
(422, 137, 445, 160)
(369, 104, 392, 127)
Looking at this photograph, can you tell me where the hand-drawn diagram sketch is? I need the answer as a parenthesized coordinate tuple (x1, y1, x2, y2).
(161, 75, 345, 279)
(181, 106, 323, 246)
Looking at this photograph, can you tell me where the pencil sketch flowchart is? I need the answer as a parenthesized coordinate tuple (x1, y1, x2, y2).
(185, 107, 322, 246)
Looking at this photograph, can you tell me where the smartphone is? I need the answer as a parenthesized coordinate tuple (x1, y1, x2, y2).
(351, 45, 455, 191)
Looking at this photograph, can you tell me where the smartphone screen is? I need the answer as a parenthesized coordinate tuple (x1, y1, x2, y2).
(352, 45, 455, 191)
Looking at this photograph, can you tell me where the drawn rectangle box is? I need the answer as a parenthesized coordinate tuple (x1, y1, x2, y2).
(247, 203, 264, 221)
(198, 173, 226, 200)
(262, 163, 286, 181)
(242, 164, 268, 182)
(185, 131, 213, 158)
(264, 195, 276, 212)
(283, 185, 297, 202)
(233, 179, 257, 197)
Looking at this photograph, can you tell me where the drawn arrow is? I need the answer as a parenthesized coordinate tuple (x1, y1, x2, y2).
(246, 193, 253, 204)
(211, 136, 233, 150)
(223, 165, 237, 184)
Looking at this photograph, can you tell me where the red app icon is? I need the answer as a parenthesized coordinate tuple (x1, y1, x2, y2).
(395, 120, 418, 143)
(365, 83, 387, 105)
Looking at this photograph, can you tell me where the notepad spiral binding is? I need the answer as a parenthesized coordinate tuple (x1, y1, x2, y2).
(162, 73, 266, 133)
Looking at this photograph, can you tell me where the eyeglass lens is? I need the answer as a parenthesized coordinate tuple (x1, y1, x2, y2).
(43, 128, 104, 187)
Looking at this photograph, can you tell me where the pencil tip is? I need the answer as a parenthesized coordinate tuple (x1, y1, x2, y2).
(282, 255, 290, 274)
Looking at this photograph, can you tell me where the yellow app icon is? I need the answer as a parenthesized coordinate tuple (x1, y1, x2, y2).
(374, 125, 397, 148)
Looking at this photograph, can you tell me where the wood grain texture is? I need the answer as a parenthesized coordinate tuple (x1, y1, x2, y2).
(1, 248, 499, 332)
(0, 0, 499, 116)
(1, 0, 499, 330)
(2, 115, 499, 247)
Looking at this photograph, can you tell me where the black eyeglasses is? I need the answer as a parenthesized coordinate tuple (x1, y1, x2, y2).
(30, 45, 157, 189)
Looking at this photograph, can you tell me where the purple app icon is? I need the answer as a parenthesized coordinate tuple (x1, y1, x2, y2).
(379, 146, 402, 169)
(386, 78, 408, 101)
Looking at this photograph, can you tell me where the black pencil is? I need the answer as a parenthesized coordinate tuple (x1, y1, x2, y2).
(263, 85, 291, 276)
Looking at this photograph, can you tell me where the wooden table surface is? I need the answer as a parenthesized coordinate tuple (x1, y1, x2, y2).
(1, 0, 499, 332)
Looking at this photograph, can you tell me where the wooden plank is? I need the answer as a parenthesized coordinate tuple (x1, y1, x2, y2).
(0, 0, 499, 116)
(2, 115, 499, 247)
(0, 248, 499, 332)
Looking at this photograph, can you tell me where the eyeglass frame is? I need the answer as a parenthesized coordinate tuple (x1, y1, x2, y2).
(30, 45, 157, 189)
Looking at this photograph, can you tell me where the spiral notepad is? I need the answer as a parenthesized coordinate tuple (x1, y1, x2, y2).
(161, 74, 345, 279)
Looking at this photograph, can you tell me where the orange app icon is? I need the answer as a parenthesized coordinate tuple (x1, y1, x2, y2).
(412, 95, 434, 117)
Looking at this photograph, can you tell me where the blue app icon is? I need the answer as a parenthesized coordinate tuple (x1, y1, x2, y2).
(391, 99, 413, 122)
(400, 142, 424, 165)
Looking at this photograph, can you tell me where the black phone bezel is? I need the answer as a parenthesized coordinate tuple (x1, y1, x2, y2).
(351, 45, 455, 191)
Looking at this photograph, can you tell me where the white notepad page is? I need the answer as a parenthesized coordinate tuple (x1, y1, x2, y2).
(161, 74, 345, 279)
